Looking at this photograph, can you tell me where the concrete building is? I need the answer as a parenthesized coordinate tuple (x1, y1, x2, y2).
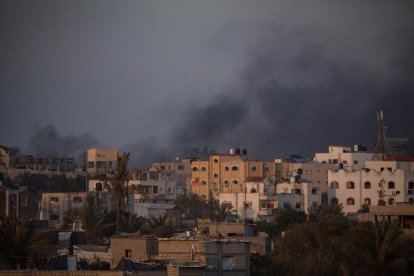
(40, 192, 88, 227)
(314, 145, 373, 171)
(191, 150, 277, 200)
(0, 182, 38, 219)
(276, 181, 322, 214)
(370, 203, 414, 234)
(86, 148, 118, 175)
(219, 177, 277, 221)
(0, 145, 10, 176)
(328, 159, 414, 213)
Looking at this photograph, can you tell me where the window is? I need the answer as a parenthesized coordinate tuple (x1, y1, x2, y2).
(125, 249, 131, 258)
(265, 166, 270, 171)
(364, 181, 371, 189)
(178, 165, 184, 170)
(346, 181, 355, 189)
(343, 160, 347, 164)
(261, 203, 266, 208)
(224, 180, 229, 186)
(331, 198, 338, 205)
(213, 159, 218, 163)
(346, 198, 355, 205)
(153, 186, 158, 194)
(244, 202, 252, 208)
(50, 197, 59, 203)
(311, 187, 318, 195)
(72, 196, 83, 204)
(88, 162, 94, 168)
(283, 202, 290, 209)
(20, 195, 28, 207)
(333, 159, 338, 164)
(354, 160, 358, 165)
(388, 198, 395, 205)
(213, 173, 219, 178)
(388, 181, 395, 189)
(275, 166, 281, 172)
(250, 188, 257, 193)
(330, 181, 339, 189)
(167, 187, 174, 194)
(192, 167, 199, 171)
(231, 166, 239, 171)
(408, 181, 414, 194)
(232, 180, 238, 184)
(409, 198, 414, 203)
(306, 170, 312, 175)
(201, 167, 207, 171)
(50, 214, 59, 221)
(251, 166, 257, 171)
(311, 202, 318, 208)
(201, 180, 207, 185)
(295, 203, 301, 209)
(364, 198, 371, 205)
(294, 188, 301, 194)
(225, 166, 229, 171)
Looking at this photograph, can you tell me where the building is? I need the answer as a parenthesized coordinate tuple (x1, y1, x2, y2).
(328, 158, 414, 213)
(219, 177, 277, 221)
(276, 181, 322, 214)
(0, 145, 10, 177)
(40, 192, 88, 227)
(370, 203, 414, 234)
(314, 145, 373, 171)
(191, 150, 277, 200)
(86, 148, 118, 175)
(0, 182, 38, 219)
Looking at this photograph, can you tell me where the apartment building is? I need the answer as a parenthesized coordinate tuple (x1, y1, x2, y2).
(191, 150, 277, 200)
(0, 182, 38, 219)
(328, 158, 414, 213)
(148, 159, 192, 194)
(0, 145, 9, 176)
(276, 181, 322, 214)
(86, 148, 118, 174)
(40, 192, 87, 227)
(314, 145, 373, 170)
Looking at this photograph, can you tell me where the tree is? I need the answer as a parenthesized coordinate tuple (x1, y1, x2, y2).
(148, 214, 176, 238)
(0, 216, 47, 269)
(210, 200, 238, 222)
(104, 152, 131, 234)
(176, 192, 208, 219)
(345, 222, 414, 275)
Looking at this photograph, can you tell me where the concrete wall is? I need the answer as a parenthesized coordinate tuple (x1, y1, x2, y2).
(110, 237, 158, 269)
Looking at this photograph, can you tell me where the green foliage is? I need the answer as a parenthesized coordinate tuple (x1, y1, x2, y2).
(148, 214, 176, 238)
(176, 192, 208, 219)
(209, 199, 239, 222)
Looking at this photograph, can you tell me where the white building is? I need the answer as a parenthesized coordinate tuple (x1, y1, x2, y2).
(315, 145, 373, 171)
(219, 178, 277, 222)
(328, 159, 414, 213)
(276, 181, 321, 214)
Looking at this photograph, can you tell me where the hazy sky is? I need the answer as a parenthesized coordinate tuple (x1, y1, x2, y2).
(1, 1, 414, 167)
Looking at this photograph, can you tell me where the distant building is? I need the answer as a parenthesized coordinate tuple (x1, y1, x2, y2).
(0, 182, 38, 219)
(86, 148, 118, 175)
(387, 138, 414, 157)
(328, 158, 414, 213)
(0, 145, 10, 177)
(276, 181, 322, 214)
(314, 145, 373, 171)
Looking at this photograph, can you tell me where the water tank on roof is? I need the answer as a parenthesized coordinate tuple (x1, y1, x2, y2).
(229, 148, 235, 154)
(236, 148, 241, 154)
(242, 149, 248, 155)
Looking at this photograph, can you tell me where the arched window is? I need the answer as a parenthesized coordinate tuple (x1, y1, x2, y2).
(347, 198, 355, 205)
(409, 198, 414, 203)
(232, 180, 238, 184)
(201, 167, 207, 171)
(224, 180, 229, 186)
(388, 198, 395, 205)
(201, 180, 207, 185)
(409, 181, 414, 194)
(231, 166, 239, 171)
(331, 198, 338, 205)
(192, 167, 199, 171)
(213, 159, 219, 163)
(250, 188, 257, 193)
(224, 166, 229, 171)
(330, 181, 339, 189)
(265, 166, 270, 171)
(364, 181, 371, 189)
(251, 166, 257, 171)
(213, 173, 219, 178)
(388, 181, 395, 189)
(346, 181, 355, 189)
(364, 198, 371, 205)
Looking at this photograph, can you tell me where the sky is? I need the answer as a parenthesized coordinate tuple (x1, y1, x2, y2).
(1, 1, 414, 167)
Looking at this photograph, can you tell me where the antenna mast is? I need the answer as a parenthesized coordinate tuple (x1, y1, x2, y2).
(373, 110, 392, 160)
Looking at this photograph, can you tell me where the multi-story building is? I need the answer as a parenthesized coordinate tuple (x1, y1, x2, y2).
(328, 158, 414, 213)
(191, 150, 277, 200)
(0, 145, 10, 176)
(40, 192, 87, 227)
(86, 148, 118, 175)
(314, 145, 373, 171)
(219, 177, 277, 221)
(0, 182, 38, 219)
(276, 181, 322, 214)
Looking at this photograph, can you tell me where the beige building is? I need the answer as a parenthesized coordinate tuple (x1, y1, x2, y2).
(314, 145, 373, 171)
(110, 236, 158, 268)
(276, 181, 322, 214)
(86, 148, 118, 174)
(40, 192, 88, 227)
(148, 159, 192, 194)
(191, 152, 277, 200)
(328, 159, 414, 214)
(0, 145, 10, 176)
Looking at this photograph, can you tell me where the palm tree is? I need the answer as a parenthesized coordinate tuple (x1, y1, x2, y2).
(64, 196, 110, 244)
(345, 222, 414, 275)
(0, 216, 46, 269)
(210, 200, 238, 222)
(104, 152, 131, 234)
(176, 192, 208, 219)
(148, 214, 176, 238)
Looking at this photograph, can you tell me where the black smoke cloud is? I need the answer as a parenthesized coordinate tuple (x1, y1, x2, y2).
(126, 24, 414, 168)
(28, 125, 99, 159)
